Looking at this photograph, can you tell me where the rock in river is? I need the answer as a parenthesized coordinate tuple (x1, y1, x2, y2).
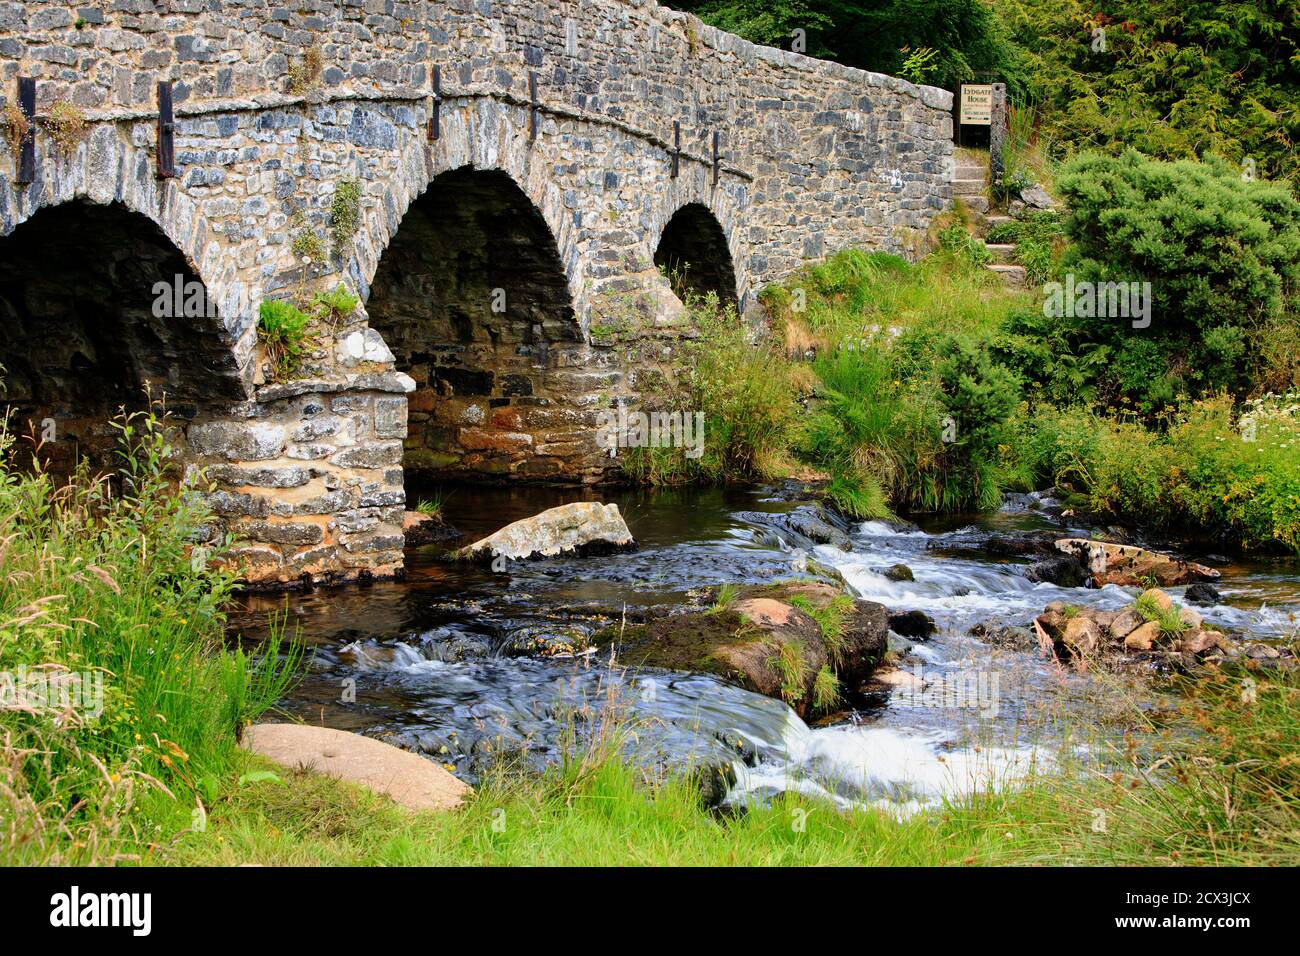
(1052, 538, 1219, 587)
(596, 582, 887, 717)
(457, 501, 636, 562)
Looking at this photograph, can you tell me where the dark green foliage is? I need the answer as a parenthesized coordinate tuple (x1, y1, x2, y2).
(993, 0, 1300, 187)
(671, 0, 1024, 92)
(1055, 150, 1300, 406)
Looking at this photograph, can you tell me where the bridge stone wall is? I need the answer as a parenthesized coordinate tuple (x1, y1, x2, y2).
(0, 0, 953, 587)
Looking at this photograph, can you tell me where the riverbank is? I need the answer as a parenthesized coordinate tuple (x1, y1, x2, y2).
(163, 658, 1299, 866)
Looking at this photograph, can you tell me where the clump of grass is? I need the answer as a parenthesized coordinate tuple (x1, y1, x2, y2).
(0, 403, 299, 864)
(43, 101, 86, 155)
(257, 299, 313, 379)
(709, 582, 739, 614)
(768, 639, 807, 705)
(1134, 593, 1190, 640)
(789, 593, 853, 665)
(812, 665, 840, 711)
(414, 490, 449, 521)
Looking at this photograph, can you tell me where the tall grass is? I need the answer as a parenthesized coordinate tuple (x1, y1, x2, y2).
(0, 405, 298, 864)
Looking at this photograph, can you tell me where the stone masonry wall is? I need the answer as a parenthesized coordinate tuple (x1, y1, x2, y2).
(0, 0, 954, 586)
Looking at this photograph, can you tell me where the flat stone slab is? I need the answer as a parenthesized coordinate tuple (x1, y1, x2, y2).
(242, 724, 471, 812)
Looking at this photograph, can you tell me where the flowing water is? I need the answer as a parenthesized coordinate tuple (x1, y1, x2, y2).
(230, 485, 1300, 814)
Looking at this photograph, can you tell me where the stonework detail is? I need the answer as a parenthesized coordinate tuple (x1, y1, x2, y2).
(0, 0, 954, 585)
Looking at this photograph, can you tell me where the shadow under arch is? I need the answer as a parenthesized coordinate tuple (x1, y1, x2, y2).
(366, 165, 584, 484)
(653, 202, 739, 308)
(0, 198, 243, 475)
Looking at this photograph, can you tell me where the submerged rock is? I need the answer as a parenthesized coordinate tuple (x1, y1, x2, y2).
(1184, 582, 1223, 606)
(595, 581, 887, 717)
(1025, 553, 1090, 587)
(888, 609, 936, 639)
(734, 505, 853, 551)
(457, 502, 636, 562)
(884, 563, 914, 582)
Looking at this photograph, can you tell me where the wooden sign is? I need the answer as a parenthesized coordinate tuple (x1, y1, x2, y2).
(960, 84, 992, 126)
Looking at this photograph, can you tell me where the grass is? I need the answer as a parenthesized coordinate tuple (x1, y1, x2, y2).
(0, 405, 297, 865)
(257, 299, 313, 379)
(160, 656, 1300, 866)
(414, 489, 449, 521)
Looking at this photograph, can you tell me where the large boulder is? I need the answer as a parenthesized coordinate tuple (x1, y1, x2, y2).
(243, 724, 472, 811)
(596, 582, 888, 716)
(1053, 538, 1219, 587)
(456, 502, 635, 562)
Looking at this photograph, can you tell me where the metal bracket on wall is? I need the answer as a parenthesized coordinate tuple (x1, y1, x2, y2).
(428, 65, 442, 141)
(15, 77, 35, 184)
(156, 81, 176, 179)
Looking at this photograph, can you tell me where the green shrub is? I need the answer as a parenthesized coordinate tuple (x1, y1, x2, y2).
(257, 299, 313, 379)
(1056, 150, 1300, 404)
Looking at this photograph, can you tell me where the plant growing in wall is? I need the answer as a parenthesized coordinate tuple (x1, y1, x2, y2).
(312, 282, 360, 330)
(257, 299, 313, 380)
(287, 45, 324, 95)
(329, 179, 361, 254)
(290, 213, 327, 265)
(43, 101, 87, 156)
(1, 101, 30, 159)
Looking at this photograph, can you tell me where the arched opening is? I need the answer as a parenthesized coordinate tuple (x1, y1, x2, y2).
(0, 199, 241, 476)
(653, 203, 738, 307)
(367, 166, 582, 484)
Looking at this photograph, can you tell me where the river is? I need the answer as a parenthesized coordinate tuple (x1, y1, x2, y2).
(229, 484, 1300, 815)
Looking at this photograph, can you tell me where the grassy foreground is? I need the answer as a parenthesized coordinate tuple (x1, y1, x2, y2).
(1, 409, 1295, 865)
(164, 662, 1300, 867)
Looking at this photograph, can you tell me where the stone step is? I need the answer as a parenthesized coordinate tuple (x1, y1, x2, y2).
(952, 178, 986, 196)
(954, 165, 987, 181)
(986, 263, 1027, 286)
(985, 243, 1017, 263)
(983, 214, 1014, 228)
(960, 194, 990, 214)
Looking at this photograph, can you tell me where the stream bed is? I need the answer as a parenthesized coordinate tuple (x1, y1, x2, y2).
(230, 485, 1300, 814)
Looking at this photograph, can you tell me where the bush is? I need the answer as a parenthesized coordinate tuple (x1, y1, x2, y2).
(1055, 150, 1300, 404)
(1017, 394, 1300, 552)
(620, 296, 796, 485)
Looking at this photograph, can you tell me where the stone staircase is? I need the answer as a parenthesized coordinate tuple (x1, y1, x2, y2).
(951, 150, 1026, 287)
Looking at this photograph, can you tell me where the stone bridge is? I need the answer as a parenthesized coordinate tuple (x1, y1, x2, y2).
(0, 0, 953, 586)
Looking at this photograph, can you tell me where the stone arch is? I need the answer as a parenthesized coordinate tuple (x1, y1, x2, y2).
(0, 197, 246, 476)
(0, 125, 256, 379)
(347, 99, 584, 324)
(647, 182, 749, 311)
(366, 162, 587, 484)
